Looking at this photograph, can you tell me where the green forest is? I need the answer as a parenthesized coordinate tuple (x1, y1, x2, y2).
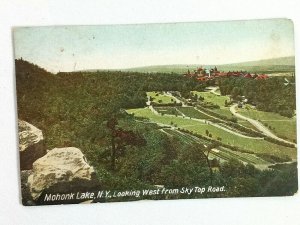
(218, 76, 296, 117)
(16, 59, 297, 202)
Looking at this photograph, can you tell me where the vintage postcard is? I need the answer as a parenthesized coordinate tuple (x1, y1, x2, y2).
(14, 19, 297, 206)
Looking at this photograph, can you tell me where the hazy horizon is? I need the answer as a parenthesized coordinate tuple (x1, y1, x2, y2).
(14, 19, 295, 73)
(118, 55, 295, 69)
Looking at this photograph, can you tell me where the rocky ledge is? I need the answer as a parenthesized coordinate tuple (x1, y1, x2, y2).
(18, 120, 45, 170)
(19, 120, 98, 205)
(28, 147, 95, 201)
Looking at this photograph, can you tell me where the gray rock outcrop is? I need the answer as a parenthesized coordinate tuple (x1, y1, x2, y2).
(18, 120, 46, 170)
(28, 147, 95, 200)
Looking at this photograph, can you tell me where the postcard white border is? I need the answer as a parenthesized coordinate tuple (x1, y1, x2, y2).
(0, 0, 299, 225)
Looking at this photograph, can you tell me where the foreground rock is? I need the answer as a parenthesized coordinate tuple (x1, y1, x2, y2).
(18, 120, 46, 170)
(28, 147, 96, 202)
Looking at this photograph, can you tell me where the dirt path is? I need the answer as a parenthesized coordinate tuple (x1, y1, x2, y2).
(208, 87, 221, 96)
(149, 105, 159, 115)
(230, 104, 296, 147)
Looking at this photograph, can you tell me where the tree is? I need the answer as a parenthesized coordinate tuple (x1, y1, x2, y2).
(192, 142, 219, 185)
(107, 117, 146, 171)
(205, 129, 209, 136)
(225, 100, 228, 107)
(231, 87, 240, 100)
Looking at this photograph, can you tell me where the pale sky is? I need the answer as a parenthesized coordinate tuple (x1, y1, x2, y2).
(13, 19, 294, 73)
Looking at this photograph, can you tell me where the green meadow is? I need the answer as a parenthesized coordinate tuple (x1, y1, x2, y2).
(238, 106, 297, 142)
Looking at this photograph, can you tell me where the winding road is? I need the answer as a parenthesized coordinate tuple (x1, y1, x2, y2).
(230, 104, 296, 147)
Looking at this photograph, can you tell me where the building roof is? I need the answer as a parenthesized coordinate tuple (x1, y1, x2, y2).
(244, 73, 252, 78)
(255, 74, 269, 80)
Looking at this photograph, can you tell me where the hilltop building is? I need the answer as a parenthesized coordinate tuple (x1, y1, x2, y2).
(184, 66, 269, 81)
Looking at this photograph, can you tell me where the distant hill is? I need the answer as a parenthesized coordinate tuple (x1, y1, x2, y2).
(226, 56, 295, 67)
(118, 56, 295, 74)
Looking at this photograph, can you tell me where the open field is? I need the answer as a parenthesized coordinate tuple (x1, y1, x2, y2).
(162, 128, 211, 145)
(147, 91, 176, 104)
(128, 108, 206, 128)
(191, 91, 234, 118)
(214, 89, 221, 95)
(164, 129, 270, 167)
(176, 107, 212, 119)
(192, 91, 230, 106)
(154, 107, 180, 116)
(238, 120, 259, 130)
(186, 124, 296, 160)
(238, 106, 296, 142)
(210, 147, 270, 165)
(163, 128, 270, 166)
(127, 108, 297, 161)
(210, 108, 233, 118)
(262, 120, 297, 142)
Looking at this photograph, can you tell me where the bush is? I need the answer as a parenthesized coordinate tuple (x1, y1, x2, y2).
(278, 109, 294, 118)
(263, 137, 295, 148)
(257, 153, 291, 163)
(152, 102, 182, 107)
(199, 102, 220, 109)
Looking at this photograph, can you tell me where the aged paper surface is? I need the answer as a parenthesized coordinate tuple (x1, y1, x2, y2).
(14, 19, 297, 206)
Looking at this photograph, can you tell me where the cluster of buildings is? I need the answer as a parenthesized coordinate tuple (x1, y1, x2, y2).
(184, 66, 269, 81)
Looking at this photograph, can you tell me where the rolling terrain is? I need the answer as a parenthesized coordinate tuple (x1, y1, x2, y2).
(119, 56, 295, 74)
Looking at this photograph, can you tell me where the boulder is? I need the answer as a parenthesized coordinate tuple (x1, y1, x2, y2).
(18, 120, 46, 170)
(28, 147, 95, 201)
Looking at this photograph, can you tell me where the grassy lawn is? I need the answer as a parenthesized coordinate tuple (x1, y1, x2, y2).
(211, 147, 269, 165)
(238, 120, 259, 131)
(177, 107, 212, 119)
(186, 124, 296, 160)
(192, 91, 230, 106)
(162, 128, 211, 145)
(166, 129, 269, 166)
(154, 107, 179, 116)
(262, 120, 296, 142)
(127, 108, 206, 128)
(127, 108, 297, 161)
(238, 106, 296, 142)
(210, 108, 233, 118)
(147, 91, 176, 104)
(214, 89, 221, 95)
